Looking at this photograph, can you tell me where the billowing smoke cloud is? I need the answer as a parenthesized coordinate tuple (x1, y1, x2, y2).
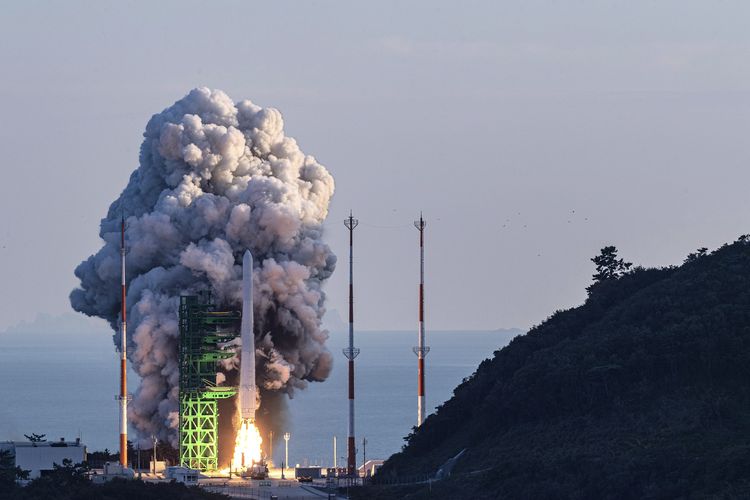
(70, 87, 336, 446)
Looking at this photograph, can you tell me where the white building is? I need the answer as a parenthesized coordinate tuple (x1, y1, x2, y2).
(90, 462, 135, 483)
(1, 438, 87, 479)
(164, 466, 199, 485)
(358, 459, 384, 478)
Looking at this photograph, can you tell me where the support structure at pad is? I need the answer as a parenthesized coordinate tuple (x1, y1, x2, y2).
(179, 293, 240, 471)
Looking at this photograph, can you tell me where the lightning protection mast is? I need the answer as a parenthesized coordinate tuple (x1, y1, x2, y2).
(343, 211, 360, 476)
(118, 216, 129, 467)
(413, 213, 430, 427)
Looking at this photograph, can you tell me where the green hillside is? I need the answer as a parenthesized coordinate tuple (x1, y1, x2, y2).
(359, 238, 750, 499)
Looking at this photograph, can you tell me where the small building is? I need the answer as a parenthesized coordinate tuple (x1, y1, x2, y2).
(325, 467, 349, 478)
(295, 466, 322, 479)
(358, 459, 383, 478)
(1, 438, 87, 479)
(90, 462, 135, 483)
(165, 466, 200, 485)
(150, 460, 167, 474)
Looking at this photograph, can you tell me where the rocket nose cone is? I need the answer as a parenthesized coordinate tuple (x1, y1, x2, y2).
(243, 250, 253, 268)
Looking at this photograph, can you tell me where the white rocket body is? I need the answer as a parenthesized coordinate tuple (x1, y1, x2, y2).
(240, 250, 256, 422)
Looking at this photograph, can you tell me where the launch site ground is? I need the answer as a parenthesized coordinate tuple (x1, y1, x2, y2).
(202, 477, 341, 499)
(129, 469, 345, 499)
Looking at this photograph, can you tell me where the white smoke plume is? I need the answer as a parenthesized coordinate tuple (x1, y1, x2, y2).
(70, 87, 336, 446)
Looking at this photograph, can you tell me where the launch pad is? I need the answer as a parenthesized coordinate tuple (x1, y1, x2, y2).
(178, 293, 240, 471)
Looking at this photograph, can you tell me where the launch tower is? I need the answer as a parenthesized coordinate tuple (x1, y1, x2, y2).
(178, 293, 240, 471)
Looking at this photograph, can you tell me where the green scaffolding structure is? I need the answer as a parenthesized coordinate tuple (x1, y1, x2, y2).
(179, 293, 240, 471)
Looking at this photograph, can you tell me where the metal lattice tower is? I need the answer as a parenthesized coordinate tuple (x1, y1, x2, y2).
(178, 293, 240, 471)
(343, 211, 360, 476)
(413, 213, 430, 426)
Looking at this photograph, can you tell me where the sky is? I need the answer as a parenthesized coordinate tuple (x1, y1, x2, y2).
(1, 1, 750, 333)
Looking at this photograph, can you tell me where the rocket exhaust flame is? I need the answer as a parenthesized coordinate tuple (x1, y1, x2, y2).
(232, 419, 262, 469)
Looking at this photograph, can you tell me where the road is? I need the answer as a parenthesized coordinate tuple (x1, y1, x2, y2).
(201, 477, 343, 499)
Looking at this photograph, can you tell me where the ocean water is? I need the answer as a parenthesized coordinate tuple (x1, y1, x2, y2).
(0, 325, 518, 466)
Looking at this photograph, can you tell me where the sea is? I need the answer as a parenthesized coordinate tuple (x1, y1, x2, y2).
(0, 319, 519, 468)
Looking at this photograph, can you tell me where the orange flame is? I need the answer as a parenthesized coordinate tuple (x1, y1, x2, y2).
(232, 418, 263, 469)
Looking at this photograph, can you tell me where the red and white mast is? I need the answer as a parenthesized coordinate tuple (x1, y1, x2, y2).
(413, 214, 429, 426)
(343, 212, 359, 475)
(118, 216, 128, 467)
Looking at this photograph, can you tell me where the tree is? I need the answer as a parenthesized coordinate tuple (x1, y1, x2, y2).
(23, 433, 46, 443)
(0, 449, 29, 495)
(587, 246, 632, 293)
(24, 459, 89, 493)
(685, 247, 708, 263)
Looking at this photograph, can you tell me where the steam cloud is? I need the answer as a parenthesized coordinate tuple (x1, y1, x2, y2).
(70, 87, 336, 446)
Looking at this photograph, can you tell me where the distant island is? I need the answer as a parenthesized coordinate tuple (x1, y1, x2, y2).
(357, 239, 750, 499)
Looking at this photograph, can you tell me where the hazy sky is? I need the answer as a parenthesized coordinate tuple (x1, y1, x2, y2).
(1, 1, 749, 332)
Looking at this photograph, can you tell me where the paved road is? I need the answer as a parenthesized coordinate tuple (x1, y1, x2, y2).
(201, 478, 342, 499)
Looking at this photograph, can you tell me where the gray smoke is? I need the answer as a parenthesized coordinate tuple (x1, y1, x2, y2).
(70, 87, 336, 446)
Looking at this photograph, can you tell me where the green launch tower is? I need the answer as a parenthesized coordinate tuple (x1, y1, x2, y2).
(178, 293, 240, 471)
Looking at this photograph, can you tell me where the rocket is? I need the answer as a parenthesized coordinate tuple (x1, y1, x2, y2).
(239, 250, 256, 422)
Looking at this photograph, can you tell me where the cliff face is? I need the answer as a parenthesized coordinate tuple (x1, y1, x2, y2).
(370, 237, 750, 499)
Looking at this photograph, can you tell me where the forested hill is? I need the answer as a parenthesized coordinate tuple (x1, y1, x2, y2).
(364, 237, 750, 499)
